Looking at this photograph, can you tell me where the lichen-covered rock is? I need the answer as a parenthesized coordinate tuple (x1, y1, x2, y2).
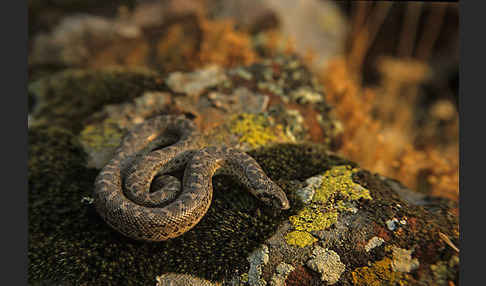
(64, 55, 341, 170)
(284, 165, 371, 248)
(28, 55, 459, 286)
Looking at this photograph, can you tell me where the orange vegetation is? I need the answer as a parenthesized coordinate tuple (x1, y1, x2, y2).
(196, 17, 258, 68)
(320, 58, 458, 201)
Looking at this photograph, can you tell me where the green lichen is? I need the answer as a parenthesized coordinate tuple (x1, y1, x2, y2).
(285, 231, 318, 248)
(351, 257, 411, 286)
(229, 113, 283, 148)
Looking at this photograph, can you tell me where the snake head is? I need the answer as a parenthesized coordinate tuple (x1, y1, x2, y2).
(254, 181, 290, 210)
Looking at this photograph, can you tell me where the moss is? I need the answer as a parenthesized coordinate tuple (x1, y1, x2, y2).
(248, 143, 356, 181)
(29, 67, 166, 133)
(28, 140, 288, 285)
(351, 257, 411, 286)
(285, 231, 318, 248)
(229, 113, 284, 148)
(28, 126, 90, 197)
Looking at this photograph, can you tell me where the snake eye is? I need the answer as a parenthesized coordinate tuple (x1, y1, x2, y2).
(273, 194, 290, 210)
(281, 199, 290, 210)
(256, 186, 290, 210)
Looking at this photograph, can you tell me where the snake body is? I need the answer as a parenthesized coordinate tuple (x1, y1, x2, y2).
(94, 115, 290, 241)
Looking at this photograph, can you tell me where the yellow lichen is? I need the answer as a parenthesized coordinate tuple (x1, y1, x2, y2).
(314, 165, 372, 203)
(289, 207, 338, 232)
(286, 165, 372, 248)
(285, 231, 318, 248)
(352, 257, 410, 286)
(229, 113, 282, 148)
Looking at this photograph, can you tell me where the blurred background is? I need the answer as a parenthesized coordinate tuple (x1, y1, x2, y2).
(28, 0, 459, 202)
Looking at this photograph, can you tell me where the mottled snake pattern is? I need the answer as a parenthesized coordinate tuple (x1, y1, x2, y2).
(94, 115, 290, 241)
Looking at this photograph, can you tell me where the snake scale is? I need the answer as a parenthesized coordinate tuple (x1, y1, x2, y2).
(94, 115, 290, 241)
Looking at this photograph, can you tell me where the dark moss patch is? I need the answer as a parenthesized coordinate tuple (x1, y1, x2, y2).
(29, 68, 167, 133)
(248, 143, 356, 181)
(30, 175, 288, 285)
(29, 126, 305, 285)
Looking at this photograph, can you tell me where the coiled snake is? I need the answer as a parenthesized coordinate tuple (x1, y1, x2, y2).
(94, 115, 290, 241)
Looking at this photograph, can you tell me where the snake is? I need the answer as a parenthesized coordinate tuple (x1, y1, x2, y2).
(93, 115, 290, 241)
